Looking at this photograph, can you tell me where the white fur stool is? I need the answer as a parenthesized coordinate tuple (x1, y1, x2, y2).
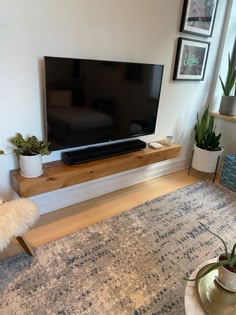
(0, 198, 39, 256)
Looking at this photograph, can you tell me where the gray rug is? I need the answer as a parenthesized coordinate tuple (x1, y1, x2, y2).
(0, 181, 236, 315)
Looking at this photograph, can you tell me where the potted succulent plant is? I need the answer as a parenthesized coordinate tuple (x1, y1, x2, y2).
(185, 222, 236, 292)
(219, 53, 236, 116)
(191, 106, 223, 173)
(10, 133, 50, 178)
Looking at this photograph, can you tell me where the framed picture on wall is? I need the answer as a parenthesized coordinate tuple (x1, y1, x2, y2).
(180, 0, 218, 37)
(173, 37, 210, 81)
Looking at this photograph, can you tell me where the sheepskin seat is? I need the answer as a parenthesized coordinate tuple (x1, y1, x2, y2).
(0, 198, 39, 254)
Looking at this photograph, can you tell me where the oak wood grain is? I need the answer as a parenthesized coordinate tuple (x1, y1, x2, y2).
(10, 143, 181, 197)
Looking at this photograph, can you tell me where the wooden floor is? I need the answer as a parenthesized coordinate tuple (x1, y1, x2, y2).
(0, 169, 216, 260)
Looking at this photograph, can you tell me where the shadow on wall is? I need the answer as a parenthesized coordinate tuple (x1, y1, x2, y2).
(0, 153, 19, 200)
(172, 107, 197, 155)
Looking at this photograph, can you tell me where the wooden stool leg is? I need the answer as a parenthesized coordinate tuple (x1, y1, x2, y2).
(16, 236, 34, 256)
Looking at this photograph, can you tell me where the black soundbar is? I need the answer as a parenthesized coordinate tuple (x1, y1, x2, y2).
(62, 139, 146, 165)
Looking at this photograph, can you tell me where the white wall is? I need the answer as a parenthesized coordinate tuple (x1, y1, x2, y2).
(0, 0, 229, 213)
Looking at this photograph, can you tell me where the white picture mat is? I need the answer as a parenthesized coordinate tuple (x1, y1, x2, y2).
(176, 39, 209, 80)
(183, 0, 218, 36)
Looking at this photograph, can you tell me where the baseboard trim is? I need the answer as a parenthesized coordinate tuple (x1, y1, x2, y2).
(32, 156, 190, 215)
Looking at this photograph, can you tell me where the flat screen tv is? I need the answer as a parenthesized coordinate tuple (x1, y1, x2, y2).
(44, 56, 164, 151)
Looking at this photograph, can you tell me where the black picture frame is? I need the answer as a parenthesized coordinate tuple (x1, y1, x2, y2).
(173, 37, 210, 81)
(180, 0, 218, 37)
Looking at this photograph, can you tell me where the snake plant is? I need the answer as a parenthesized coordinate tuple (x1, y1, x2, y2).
(219, 53, 236, 96)
(185, 222, 236, 281)
(194, 106, 221, 151)
(10, 133, 50, 156)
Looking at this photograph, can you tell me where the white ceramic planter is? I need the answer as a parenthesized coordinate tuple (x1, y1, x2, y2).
(218, 264, 236, 292)
(191, 145, 223, 173)
(19, 154, 43, 178)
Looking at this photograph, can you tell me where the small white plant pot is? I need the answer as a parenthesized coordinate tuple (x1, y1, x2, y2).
(19, 154, 43, 178)
(218, 264, 236, 292)
(219, 95, 236, 116)
(191, 145, 223, 173)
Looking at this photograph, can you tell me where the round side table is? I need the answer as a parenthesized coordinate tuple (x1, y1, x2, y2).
(184, 258, 216, 315)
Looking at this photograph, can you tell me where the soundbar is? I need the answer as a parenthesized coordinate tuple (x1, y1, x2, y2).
(62, 139, 146, 165)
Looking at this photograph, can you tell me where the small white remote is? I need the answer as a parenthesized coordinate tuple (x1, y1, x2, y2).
(148, 142, 163, 149)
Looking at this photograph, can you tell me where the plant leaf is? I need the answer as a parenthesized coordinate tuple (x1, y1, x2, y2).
(230, 243, 236, 260)
(184, 259, 236, 281)
(219, 76, 227, 95)
(219, 53, 236, 96)
(200, 222, 228, 257)
(194, 107, 221, 150)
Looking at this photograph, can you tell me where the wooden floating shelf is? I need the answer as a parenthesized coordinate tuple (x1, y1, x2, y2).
(210, 112, 236, 123)
(10, 143, 181, 198)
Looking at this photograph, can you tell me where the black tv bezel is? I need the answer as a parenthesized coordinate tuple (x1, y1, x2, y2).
(44, 56, 164, 151)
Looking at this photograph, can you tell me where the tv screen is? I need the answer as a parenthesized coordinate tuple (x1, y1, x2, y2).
(44, 56, 164, 151)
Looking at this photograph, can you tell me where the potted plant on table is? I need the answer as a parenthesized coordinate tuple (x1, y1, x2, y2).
(191, 106, 223, 174)
(219, 53, 236, 116)
(185, 222, 236, 292)
(10, 133, 50, 178)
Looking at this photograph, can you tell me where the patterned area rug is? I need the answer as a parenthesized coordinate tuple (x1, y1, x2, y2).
(0, 181, 236, 315)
